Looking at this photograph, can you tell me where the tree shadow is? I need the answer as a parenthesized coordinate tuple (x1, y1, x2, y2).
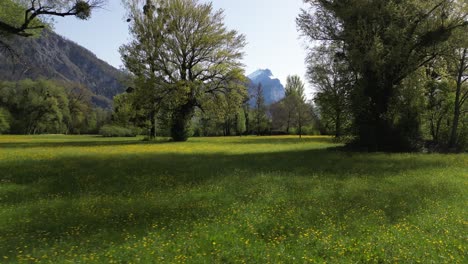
(0, 139, 165, 149)
(0, 147, 450, 191)
(228, 136, 335, 145)
(0, 195, 219, 258)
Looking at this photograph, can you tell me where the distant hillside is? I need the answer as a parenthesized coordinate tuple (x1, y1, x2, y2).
(247, 69, 285, 106)
(0, 30, 125, 107)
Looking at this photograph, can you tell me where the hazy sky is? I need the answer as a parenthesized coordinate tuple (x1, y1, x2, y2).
(54, 0, 310, 95)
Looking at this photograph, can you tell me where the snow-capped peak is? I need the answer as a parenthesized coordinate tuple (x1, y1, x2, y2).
(247, 69, 274, 80)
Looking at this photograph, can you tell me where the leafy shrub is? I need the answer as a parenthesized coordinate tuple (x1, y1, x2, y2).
(0, 108, 10, 134)
(99, 125, 136, 137)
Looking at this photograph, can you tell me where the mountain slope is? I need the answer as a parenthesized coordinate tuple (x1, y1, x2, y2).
(247, 69, 285, 106)
(0, 30, 125, 107)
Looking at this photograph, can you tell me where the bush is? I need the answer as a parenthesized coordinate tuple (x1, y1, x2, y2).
(99, 125, 137, 137)
(0, 108, 10, 134)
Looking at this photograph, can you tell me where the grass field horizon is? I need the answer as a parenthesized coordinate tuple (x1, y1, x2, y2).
(0, 135, 466, 263)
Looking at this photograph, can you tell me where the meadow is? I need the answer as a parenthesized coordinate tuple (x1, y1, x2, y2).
(0, 135, 466, 263)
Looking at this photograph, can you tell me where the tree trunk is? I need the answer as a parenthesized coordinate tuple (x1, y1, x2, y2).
(298, 112, 304, 139)
(149, 110, 156, 139)
(335, 110, 341, 138)
(256, 115, 260, 135)
(449, 48, 466, 149)
(244, 109, 249, 135)
(435, 115, 443, 143)
(171, 102, 194, 142)
(355, 72, 396, 151)
(298, 123, 302, 139)
(430, 113, 437, 142)
(235, 114, 239, 136)
(235, 113, 243, 137)
(225, 118, 231, 136)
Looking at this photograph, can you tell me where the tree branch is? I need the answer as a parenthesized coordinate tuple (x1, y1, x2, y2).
(0, 0, 106, 38)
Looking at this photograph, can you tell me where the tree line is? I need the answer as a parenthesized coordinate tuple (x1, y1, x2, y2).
(0, 79, 110, 134)
(112, 73, 317, 138)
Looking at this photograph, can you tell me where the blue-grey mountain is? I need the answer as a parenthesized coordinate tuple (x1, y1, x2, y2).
(247, 69, 285, 106)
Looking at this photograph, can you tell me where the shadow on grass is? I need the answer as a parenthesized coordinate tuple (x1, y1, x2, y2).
(0, 147, 449, 190)
(0, 136, 333, 149)
(227, 136, 335, 145)
(0, 195, 218, 257)
(0, 139, 162, 149)
(0, 138, 464, 258)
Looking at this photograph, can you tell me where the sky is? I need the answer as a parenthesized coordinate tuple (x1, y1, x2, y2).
(54, 0, 311, 96)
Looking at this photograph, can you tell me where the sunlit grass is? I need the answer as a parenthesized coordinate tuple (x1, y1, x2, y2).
(0, 135, 466, 263)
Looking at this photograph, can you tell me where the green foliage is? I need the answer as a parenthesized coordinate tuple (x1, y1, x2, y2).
(298, 0, 468, 151)
(112, 93, 138, 128)
(74, 1, 93, 20)
(307, 44, 353, 137)
(447, 43, 468, 150)
(252, 83, 269, 134)
(236, 108, 247, 135)
(0, 0, 104, 39)
(420, 37, 468, 152)
(0, 0, 44, 37)
(0, 135, 466, 262)
(192, 77, 248, 136)
(285, 75, 306, 100)
(99, 125, 137, 137)
(0, 0, 24, 25)
(0, 79, 109, 134)
(271, 76, 313, 136)
(1, 79, 71, 134)
(0, 108, 10, 133)
(424, 79, 453, 142)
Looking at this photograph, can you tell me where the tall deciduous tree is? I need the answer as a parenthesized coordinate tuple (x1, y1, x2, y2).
(424, 75, 452, 144)
(252, 83, 268, 135)
(283, 75, 306, 133)
(308, 44, 353, 137)
(217, 81, 248, 136)
(285, 75, 306, 99)
(121, 0, 246, 141)
(447, 31, 468, 148)
(295, 100, 313, 139)
(271, 75, 311, 136)
(284, 76, 310, 138)
(298, 0, 468, 151)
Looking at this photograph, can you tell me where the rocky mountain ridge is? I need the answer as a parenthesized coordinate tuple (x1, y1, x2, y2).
(247, 69, 285, 106)
(0, 30, 125, 107)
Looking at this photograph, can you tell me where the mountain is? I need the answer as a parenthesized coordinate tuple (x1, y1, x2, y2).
(0, 30, 125, 107)
(247, 69, 285, 106)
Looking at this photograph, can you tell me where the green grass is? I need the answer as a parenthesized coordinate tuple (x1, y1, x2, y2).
(0, 135, 466, 263)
